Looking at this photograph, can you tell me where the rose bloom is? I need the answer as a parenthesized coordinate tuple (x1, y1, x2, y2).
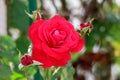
(28, 15, 84, 68)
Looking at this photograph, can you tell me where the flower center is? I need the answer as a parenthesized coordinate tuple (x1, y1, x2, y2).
(50, 29, 67, 47)
(54, 30, 60, 36)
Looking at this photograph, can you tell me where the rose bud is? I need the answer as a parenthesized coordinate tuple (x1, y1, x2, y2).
(80, 22, 92, 35)
(32, 11, 41, 21)
(20, 54, 33, 66)
(25, 11, 41, 22)
(80, 22, 92, 30)
(35, 12, 41, 21)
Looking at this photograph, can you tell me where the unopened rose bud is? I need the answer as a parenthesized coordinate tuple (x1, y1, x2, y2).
(80, 22, 92, 30)
(36, 13, 41, 21)
(21, 54, 33, 66)
(80, 22, 92, 35)
(32, 11, 41, 21)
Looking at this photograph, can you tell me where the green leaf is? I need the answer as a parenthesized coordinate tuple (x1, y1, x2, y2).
(0, 35, 16, 57)
(7, 0, 29, 33)
(0, 35, 16, 50)
(16, 36, 30, 54)
(0, 64, 12, 80)
(10, 71, 26, 80)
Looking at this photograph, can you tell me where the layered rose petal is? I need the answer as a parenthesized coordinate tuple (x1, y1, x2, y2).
(50, 52, 71, 67)
(28, 20, 46, 48)
(71, 38, 84, 52)
(32, 46, 52, 68)
(70, 32, 84, 52)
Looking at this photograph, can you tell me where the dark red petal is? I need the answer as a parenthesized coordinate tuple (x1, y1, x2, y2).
(21, 55, 33, 66)
(80, 23, 86, 29)
(80, 22, 92, 30)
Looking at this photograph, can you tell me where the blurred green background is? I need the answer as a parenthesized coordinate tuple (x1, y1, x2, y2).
(0, 0, 120, 80)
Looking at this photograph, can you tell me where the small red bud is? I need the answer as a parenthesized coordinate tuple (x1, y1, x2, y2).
(80, 22, 92, 34)
(32, 11, 41, 21)
(21, 54, 33, 66)
(36, 13, 41, 21)
(80, 22, 92, 30)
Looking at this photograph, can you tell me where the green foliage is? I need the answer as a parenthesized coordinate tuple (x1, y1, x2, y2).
(16, 36, 30, 54)
(60, 62, 75, 80)
(0, 64, 12, 80)
(109, 23, 120, 43)
(0, 36, 28, 80)
(10, 71, 26, 80)
(38, 62, 74, 80)
(71, 53, 80, 62)
(116, 57, 120, 65)
(0, 36, 15, 80)
(7, 0, 29, 33)
(0, 35, 16, 51)
(0, 35, 16, 58)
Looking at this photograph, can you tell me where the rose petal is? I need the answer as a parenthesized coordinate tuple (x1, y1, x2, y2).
(70, 38, 84, 52)
(32, 46, 52, 68)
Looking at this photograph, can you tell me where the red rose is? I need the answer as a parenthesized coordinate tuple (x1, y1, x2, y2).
(28, 15, 84, 68)
(21, 54, 33, 66)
